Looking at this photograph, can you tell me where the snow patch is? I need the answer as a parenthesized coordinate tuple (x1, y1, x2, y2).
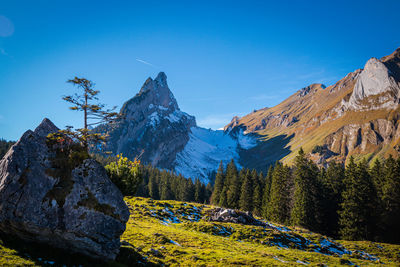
(166, 110, 191, 123)
(175, 127, 241, 182)
(296, 260, 309, 265)
(170, 239, 182, 246)
(236, 129, 257, 149)
(148, 112, 160, 127)
(158, 105, 168, 111)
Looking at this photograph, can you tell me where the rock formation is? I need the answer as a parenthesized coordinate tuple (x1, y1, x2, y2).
(204, 207, 265, 226)
(0, 118, 129, 260)
(224, 47, 400, 167)
(98, 72, 196, 169)
(347, 57, 400, 109)
(95, 47, 400, 176)
(97, 72, 257, 182)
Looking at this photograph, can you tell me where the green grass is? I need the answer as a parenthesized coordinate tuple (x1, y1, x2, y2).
(1, 197, 400, 266)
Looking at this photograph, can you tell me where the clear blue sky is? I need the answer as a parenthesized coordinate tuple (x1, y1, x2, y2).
(1, 0, 400, 140)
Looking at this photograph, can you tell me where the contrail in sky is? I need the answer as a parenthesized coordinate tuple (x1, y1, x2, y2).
(136, 58, 156, 67)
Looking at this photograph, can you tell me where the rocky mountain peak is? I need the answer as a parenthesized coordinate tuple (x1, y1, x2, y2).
(224, 116, 241, 132)
(155, 71, 167, 87)
(298, 83, 326, 97)
(122, 72, 180, 118)
(99, 72, 196, 169)
(33, 118, 59, 137)
(347, 57, 400, 109)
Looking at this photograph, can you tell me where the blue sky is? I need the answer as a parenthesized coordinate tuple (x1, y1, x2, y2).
(1, 0, 400, 140)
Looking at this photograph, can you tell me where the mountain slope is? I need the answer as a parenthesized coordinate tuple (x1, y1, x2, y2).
(229, 47, 400, 167)
(100, 47, 400, 177)
(98, 73, 257, 182)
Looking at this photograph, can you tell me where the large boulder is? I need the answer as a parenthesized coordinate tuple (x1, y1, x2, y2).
(0, 118, 130, 260)
(204, 207, 265, 227)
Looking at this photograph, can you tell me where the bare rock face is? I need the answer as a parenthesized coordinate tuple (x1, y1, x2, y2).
(297, 83, 326, 97)
(98, 72, 196, 169)
(316, 118, 399, 164)
(0, 118, 129, 260)
(348, 57, 400, 109)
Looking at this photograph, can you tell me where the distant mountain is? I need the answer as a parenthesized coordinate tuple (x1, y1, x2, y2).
(227, 47, 400, 168)
(97, 72, 257, 182)
(99, 47, 400, 179)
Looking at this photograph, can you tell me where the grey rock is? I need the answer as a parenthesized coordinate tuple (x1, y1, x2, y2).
(97, 72, 196, 169)
(95, 72, 257, 182)
(348, 57, 400, 109)
(0, 118, 129, 260)
(322, 119, 397, 159)
(205, 207, 265, 226)
(297, 83, 326, 97)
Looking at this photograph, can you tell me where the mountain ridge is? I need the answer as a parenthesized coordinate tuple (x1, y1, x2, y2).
(228, 47, 400, 168)
(98, 47, 400, 179)
(98, 73, 257, 182)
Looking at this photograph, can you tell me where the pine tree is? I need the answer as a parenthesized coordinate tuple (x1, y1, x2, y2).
(380, 156, 400, 243)
(267, 162, 292, 224)
(291, 148, 320, 230)
(262, 165, 274, 218)
(370, 158, 384, 240)
(226, 160, 241, 209)
(194, 178, 205, 203)
(319, 161, 344, 237)
(239, 170, 254, 212)
(60, 77, 120, 149)
(148, 172, 159, 199)
(183, 178, 195, 202)
(205, 183, 213, 204)
(371, 158, 384, 197)
(219, 186, 228, 208)
(339, 158, 375, 240)
(252, 172, 263, 216)
(160, 172, 173, 200)
(211, 161, 225, 205)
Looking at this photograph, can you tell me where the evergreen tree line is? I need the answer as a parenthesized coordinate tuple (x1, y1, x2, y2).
(135, 165, 213, 204)
(0, 139, 15, 159)
(93, 153, 214, 203)
(211, 149, 400, 244)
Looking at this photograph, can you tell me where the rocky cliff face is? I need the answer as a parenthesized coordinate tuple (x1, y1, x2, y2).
(98, 73, 257, 182)
(346, 57, 400, 110)
(97, 48, 400, 177)
(0, 118, 129, 260)
(226, 47, 400, 167)
(99, 72, 196, 169)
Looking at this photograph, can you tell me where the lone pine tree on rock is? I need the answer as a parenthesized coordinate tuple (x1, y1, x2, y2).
(58, 77, 120, 149)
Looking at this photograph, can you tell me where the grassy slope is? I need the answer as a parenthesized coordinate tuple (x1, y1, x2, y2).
(1, 197, 400, 266)
(236, 49, 400, 167)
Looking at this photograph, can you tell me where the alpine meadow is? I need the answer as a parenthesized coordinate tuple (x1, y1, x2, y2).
(1, 1, 400, 266)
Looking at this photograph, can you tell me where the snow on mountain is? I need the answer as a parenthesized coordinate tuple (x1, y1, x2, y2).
(174, 127, 257, 183)
(234, 128, 258, 149)
(97, 72, 258, 182)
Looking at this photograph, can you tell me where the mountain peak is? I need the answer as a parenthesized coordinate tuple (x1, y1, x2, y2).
(34, 118, 59, 137)
(347, 56, 400, 108)
(128, 72, 179, 112)
(155, 72, 167, 87)
(297, 83, 326, 97)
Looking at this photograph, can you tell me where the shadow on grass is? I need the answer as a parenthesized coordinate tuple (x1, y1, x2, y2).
(0, 234, 158, 266)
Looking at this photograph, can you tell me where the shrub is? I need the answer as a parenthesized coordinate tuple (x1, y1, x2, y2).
(105, 154, 142, 196)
